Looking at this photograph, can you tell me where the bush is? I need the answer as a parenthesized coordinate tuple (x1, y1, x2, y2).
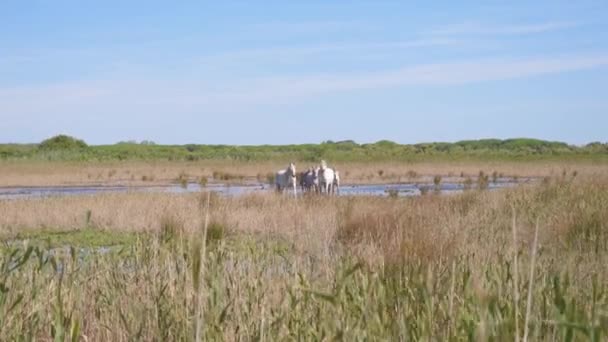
(38, 135, 87, 150)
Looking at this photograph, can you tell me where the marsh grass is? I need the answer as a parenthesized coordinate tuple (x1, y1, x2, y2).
(418, 185, 430, 195)
(265, 172, 275, 185)
(0, 175, 607, 339)
(159, 214, 185, 243)
(212, 170, 245, 183)
(1, 159, 606, 187)
(386, 189, 399, 198)
(463, 176, 473, 190)
(433, 175, 442, 192)
(478, 171, 490, 190)
(177, 171, 189, 188)
(206, 221, 229, 244)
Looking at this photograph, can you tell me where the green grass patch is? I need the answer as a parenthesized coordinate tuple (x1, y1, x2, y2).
(3, 228, 142, 249)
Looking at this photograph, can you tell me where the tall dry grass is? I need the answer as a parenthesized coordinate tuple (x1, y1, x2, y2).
(0, 174, 607, 339)
(1, 159, 605, 187)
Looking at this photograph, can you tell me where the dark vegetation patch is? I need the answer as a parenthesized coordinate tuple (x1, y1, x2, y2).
(38, 134, 87, 150)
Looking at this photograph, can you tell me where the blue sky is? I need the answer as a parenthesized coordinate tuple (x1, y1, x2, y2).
(1, 1, 607, 145)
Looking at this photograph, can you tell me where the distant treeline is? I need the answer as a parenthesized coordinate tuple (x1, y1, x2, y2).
(1, 135, 607, 162)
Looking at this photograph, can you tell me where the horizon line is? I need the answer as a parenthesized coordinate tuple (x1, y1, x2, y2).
(2, 135, 604, 148)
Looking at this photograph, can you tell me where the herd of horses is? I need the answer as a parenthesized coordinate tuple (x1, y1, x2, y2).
(275, 160, 340, 197)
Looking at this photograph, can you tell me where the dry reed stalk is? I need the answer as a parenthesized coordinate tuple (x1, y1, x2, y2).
(523, 219, 540, 342)
(512, 205, 520, 342)
(195, 191, 211, 342)
(448, 259, 456, 339)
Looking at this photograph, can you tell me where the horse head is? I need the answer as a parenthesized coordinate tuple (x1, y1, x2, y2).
(320, 160, 327, 170)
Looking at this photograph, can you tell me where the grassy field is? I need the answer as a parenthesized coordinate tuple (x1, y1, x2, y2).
(1, 172, 607, 340)
(2, 136, 607, 188)
(1, 159, 607, 188)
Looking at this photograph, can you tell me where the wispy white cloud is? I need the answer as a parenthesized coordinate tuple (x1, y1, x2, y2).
(198, 38, 460, 64)
(249, 20, 372, 35)
(430, 21, 578, 36)
(1, 54, 607, 114)
(197, 54, 608, 104)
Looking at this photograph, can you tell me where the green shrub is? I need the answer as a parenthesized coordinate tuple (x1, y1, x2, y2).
(38, 135, 87, 150)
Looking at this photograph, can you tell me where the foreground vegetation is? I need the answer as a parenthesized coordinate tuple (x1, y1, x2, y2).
(1, 173, 607, 340)
(2, 135, 608, 163)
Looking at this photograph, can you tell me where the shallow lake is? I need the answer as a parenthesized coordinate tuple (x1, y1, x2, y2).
(0, 178, 531, 200)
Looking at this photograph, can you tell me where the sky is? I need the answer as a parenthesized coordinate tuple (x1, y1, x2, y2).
(1, 1, 607, 145)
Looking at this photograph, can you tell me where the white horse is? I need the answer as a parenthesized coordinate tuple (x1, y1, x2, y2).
(275, 163, 297, 197)
(318, 160, 336, 195)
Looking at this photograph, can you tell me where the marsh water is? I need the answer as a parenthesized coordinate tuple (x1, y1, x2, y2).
(0, 178, 530, 200)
